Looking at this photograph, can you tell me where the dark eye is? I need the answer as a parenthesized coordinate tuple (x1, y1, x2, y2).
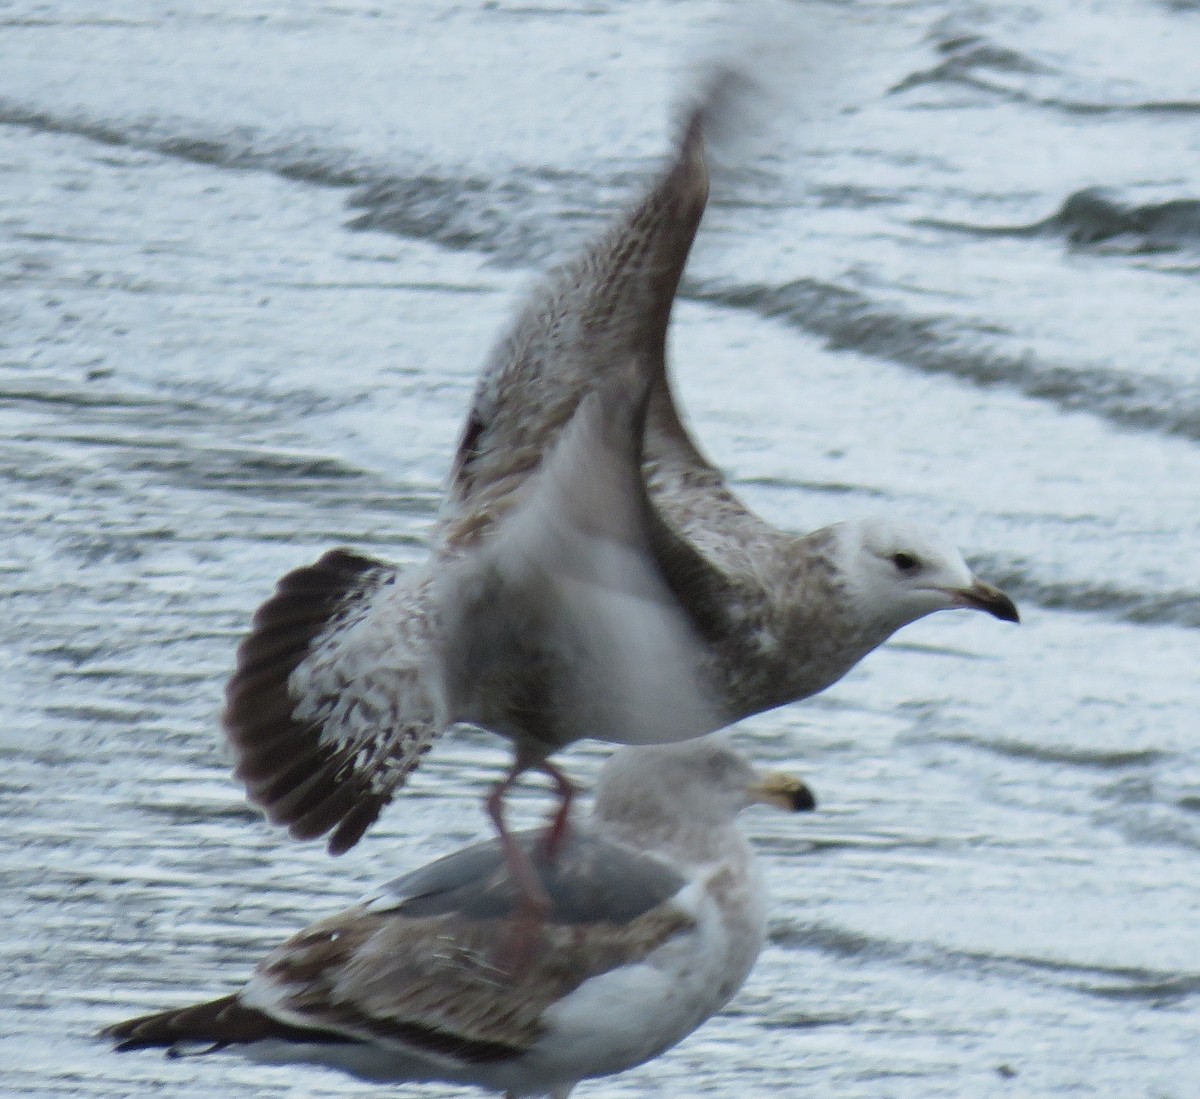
(891, 552, 920, 573)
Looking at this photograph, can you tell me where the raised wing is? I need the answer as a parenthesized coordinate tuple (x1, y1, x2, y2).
(443, 90, 722, 534)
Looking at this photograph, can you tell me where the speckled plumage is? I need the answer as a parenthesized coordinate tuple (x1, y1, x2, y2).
(102, 740, 815, 1099)
(222, 75, 1017, 853)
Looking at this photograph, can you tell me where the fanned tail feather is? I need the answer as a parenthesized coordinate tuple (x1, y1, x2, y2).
(221, 549, 426, 855)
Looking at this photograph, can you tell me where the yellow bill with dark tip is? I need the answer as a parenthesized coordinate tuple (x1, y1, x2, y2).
(753, 771, 817, 813)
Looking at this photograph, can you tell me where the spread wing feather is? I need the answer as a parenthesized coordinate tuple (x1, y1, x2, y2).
(222, 550, 440, 854)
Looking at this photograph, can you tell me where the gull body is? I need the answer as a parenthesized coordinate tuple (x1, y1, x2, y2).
(103, 740, 815, 1099)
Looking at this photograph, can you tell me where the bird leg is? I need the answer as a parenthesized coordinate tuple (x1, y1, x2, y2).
(536, 758, 578, 859)
(486, 760, 552, 975)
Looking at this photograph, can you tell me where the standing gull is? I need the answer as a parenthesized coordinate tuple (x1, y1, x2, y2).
(222, 73, 1018, 859)
(102, 738, 816, 1099)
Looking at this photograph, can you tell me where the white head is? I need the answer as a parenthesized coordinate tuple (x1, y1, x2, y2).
(593, 738, 815, 836)
(833, 516, 1019, 639)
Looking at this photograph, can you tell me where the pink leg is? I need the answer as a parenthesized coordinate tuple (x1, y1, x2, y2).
(536, 759, 578, 859)
(486, 760, 552, 975)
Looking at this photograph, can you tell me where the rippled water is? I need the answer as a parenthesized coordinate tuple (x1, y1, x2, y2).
(2, 1, 1198, 1096)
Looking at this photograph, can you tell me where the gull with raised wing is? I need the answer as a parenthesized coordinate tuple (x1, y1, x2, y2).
(222, 72, 1017, 866)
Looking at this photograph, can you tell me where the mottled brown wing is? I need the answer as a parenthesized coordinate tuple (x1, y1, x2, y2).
(243, 886, 694, 1064)
(442, 90, 723, 539)
(222, 549, 440, 855)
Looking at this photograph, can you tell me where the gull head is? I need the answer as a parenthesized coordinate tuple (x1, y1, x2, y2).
(835, 516, 1019, 637)
(595, 738, 816, 833)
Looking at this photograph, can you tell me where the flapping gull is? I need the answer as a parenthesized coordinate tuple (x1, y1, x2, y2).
(222, 72, 1017, 858)
(102, 739, 815, 1099)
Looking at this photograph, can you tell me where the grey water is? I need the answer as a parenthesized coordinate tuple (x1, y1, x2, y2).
(1, 1, 1198, 1096)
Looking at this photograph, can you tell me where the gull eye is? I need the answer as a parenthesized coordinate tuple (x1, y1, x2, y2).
(891, 551, 920, 573)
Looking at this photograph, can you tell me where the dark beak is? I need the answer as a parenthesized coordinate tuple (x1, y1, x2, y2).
(955, 579, 1020, 623)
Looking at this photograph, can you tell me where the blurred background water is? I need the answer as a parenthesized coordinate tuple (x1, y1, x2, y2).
(1, 1, 1197, 1096)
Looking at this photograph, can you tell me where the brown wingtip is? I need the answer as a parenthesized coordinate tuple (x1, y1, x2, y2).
(101, 995, 242, 1052)
(675, 62, 766, 169)
(102, 993, 354, 1052)
(325, 797, 387, 856)
(684, 65, 757, 131)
